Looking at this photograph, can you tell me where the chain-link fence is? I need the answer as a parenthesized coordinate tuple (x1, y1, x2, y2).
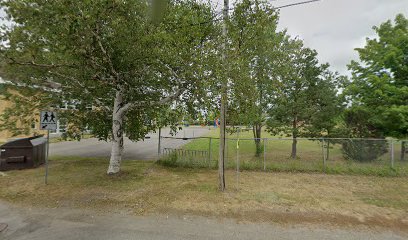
(158, 136, 408, 177)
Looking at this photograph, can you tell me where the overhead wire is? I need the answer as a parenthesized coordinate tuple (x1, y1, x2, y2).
(173, 0, 321, 29)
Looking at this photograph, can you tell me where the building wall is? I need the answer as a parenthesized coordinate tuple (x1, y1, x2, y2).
(0, 99, 14, 142)
(0, 92, 46, 142)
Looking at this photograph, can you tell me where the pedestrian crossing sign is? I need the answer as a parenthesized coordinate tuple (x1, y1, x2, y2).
(40, 111, 58, 130)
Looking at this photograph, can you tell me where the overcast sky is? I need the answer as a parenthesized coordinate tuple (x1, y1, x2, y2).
(274, 0, 408, 75)
(1, 1, 407, 77)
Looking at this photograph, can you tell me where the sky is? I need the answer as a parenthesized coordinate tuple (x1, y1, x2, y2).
(273, 0, 408, 75)
(1, 1, 408, 77)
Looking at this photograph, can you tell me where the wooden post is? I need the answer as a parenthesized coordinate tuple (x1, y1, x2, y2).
(236, 129, 240, 190)
(218, 0, 229, 192)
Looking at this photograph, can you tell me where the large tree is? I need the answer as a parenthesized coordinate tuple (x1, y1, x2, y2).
(346, 14, 408, 159)
(303, 71, 346, 138)
(228, 0, 282, 156)
(0, 0, 217, 174)
(266, 38, 331, 159)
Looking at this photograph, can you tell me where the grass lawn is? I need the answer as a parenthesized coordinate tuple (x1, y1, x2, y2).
(172, 128, 408, 176)
(0, 156, 407, 230)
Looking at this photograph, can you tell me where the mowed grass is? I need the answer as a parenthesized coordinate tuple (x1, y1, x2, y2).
(0, 157, 408, 230)
(174, 128, 408, 176)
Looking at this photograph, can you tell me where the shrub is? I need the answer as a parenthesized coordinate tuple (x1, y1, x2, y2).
(341, 139, 388, 162)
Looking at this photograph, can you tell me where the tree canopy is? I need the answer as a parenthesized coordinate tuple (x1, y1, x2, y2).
(0, 0, 406, 176)
(227, 0, 282, 155)
(0, 0, 219, 173)
(346, 14, 408, 139)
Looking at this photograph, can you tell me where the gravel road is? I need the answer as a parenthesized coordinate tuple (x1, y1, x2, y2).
(0, 201, 406, 240)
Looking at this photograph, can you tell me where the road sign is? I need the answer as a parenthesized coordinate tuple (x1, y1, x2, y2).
(40, 111, 57, 130)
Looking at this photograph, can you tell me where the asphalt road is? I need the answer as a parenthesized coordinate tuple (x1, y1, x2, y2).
(0, 201, 406, 240)
(49, 126, 211, 160)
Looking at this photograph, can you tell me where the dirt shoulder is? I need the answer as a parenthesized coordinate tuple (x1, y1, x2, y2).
(0, 157, 407, 233)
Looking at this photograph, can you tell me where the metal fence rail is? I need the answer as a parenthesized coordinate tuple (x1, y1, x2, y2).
(161, 147, 210, 167)
(159, 136, 407, 172)
(162, 148, 209, 159)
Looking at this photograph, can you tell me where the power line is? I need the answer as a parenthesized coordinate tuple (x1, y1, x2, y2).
(229, 0, 321, 11)
(275, 0, 320, 9)
(173, 0, 321, 29)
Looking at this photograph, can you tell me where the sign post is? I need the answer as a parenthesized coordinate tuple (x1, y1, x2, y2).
(40, 111, 57, 185)
(45, 129, 49, 184)
(158, 128, 161, 157)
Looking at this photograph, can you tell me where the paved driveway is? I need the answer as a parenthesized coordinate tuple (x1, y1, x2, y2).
(49, 126, 211, 160)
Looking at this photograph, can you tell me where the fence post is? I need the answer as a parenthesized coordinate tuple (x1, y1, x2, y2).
(263, 138, 266, 171)
(208, 137, 212, 169)
(157, 128, 161, 158)
(391, 139, 395, 169)
(322, 138, 326, 173)
(226, 136, 228, 164)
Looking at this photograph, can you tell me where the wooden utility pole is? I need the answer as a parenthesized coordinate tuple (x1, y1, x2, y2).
(216, 0, 320, 192)
(219, 0, 229, 191)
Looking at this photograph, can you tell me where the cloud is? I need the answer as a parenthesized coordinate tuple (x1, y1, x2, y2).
(0, 8, 5, 19)
(1, 1, 406, 76)
(276, 0, 408, 75)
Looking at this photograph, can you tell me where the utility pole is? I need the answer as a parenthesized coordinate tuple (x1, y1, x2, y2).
(217, 0, 320, 192)
(218, 0, 229, 191)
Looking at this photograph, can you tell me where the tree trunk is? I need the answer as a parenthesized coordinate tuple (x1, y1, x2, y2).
(291, 137, 297, 159)
(290, 116, 298, 159)
(253, 124, 262, 157)
(401, 141, 406, 161)
(218, 0, 229, 192)
(107, 89, 125, 175)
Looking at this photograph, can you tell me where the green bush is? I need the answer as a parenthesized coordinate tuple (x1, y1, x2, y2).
(341, 139, 388, 162)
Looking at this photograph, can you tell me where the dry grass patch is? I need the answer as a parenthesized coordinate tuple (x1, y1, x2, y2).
(0, 157, 407, 231)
